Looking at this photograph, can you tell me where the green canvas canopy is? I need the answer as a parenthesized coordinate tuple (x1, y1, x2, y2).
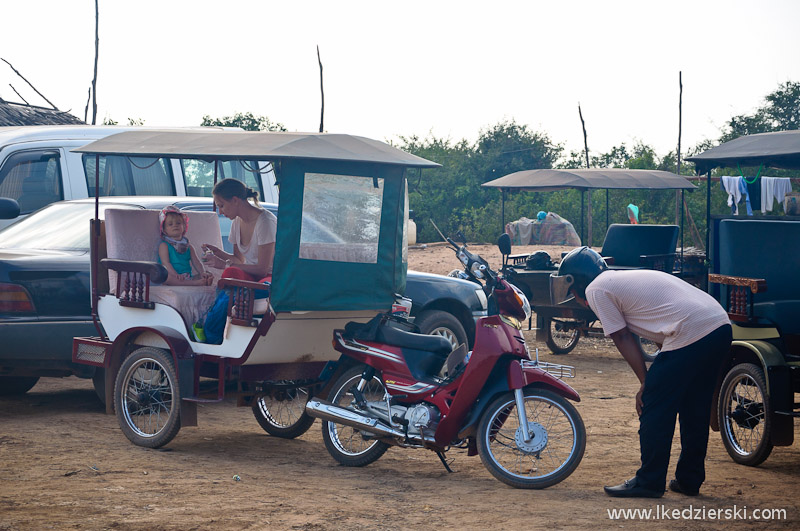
(75, 129, 438, 313)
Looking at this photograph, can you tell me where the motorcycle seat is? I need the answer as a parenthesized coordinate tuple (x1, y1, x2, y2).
(376, 324, 453, 357)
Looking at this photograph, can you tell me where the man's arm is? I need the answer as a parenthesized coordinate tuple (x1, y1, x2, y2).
(609, 327, 648, 415)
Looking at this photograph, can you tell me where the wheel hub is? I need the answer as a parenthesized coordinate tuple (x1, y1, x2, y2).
(515, 421, 547, 453)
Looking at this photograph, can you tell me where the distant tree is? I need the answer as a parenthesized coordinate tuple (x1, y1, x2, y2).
(201, 112, 286, 132)
(102, 116, 145, 126)
(720, 81, 800, 141)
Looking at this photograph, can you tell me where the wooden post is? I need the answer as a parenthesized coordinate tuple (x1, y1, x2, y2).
(676, 71, 683, 225)
(91, 0, 99, 124)
(317, 45, 324, 133)
(579, 104, 592, 245)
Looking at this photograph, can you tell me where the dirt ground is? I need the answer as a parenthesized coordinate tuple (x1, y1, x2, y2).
(1, 243, 799, 530)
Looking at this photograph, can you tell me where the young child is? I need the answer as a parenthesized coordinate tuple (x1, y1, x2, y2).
(157, 206, 213, 286)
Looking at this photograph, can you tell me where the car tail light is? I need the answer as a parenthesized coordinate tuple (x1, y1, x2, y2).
(0, 283, 36, 313)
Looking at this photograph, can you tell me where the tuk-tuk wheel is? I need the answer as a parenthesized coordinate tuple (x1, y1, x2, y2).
(545, 318, 581, 355)
(114, 347, 181, 448)
(718, 362, 773, 466)
(252, 388, 315, 439)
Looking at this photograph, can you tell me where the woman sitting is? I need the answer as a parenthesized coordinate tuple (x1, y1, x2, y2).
(201, 178, 277, 284)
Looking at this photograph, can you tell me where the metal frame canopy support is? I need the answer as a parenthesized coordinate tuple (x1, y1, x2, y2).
(482, 168, 696, 244)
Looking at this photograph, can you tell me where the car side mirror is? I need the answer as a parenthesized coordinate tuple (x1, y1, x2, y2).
(0, 198, 20, 220)
(497, 233, 511, 256)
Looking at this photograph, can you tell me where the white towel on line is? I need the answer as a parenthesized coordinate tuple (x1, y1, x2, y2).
(721, 175, 742, 214)
(761, 177, 793, 213)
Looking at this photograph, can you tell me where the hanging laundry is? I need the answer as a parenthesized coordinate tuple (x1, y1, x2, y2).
(746, 178, 761, 213)
(761, 177, 793, 213)
(720, 175, 742, 214)
(738, 177, 753, 216)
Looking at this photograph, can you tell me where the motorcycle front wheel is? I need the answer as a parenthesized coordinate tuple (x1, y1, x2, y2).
(477, 388, 585, 489)
(321, 367, 390, 467)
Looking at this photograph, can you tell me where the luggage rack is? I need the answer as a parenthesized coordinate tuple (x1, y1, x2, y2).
(522, 359, 575, 379)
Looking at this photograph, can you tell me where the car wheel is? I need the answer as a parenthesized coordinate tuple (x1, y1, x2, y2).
(0, 376, 40, 396)
(415, 310, 468, 350)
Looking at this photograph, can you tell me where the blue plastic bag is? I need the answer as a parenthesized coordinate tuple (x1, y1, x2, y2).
(203, 290, 229, 344)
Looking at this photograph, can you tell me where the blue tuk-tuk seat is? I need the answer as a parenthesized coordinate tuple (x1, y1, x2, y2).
(718, 219, 800, 336)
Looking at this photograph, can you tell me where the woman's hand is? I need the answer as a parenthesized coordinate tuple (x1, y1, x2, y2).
(201, 243, 223, 257)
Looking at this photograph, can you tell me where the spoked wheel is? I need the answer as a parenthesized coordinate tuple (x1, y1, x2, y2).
(718, 363, 773, 466)
(545, 318, 582, 355)
(637, 336, 661, 363)
(322, 367, 390, 467)
(114, 347, 181, 448)
(252, 386, 315, 439)
(477, 388, 586, 489)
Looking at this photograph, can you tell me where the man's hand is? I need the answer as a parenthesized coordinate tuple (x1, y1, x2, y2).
(636, 383, 645, 416)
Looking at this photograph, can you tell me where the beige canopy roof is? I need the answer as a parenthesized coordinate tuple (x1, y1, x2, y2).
(482, 168, 696, 192)
(73, 129, 440, 168)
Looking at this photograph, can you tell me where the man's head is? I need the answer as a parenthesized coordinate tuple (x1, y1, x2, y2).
(550, 246, 608, 305)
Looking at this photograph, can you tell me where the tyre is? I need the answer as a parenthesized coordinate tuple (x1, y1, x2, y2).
(477, 388, 586, 489)
(544, 318, 581, 355)
(415, 309, 468, 350)
(322, 367, 390, 467)
(252, 387, 315, 439)
(0, 376, 39, 396)
(718, 363, 773, 466)
(637, 336, 660, 363)
(114, 347, 181, 448)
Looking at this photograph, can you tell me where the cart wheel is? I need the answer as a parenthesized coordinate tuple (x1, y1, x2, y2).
(252, 387, 315, 439)
(637, 336, 660, 363)
(718, 363, 773, 466)
(114, 347, 181, 448)
(545, 318, 581, 355)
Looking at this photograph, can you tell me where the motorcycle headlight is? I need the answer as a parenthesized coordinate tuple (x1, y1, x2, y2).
(510, 283, 531, 322)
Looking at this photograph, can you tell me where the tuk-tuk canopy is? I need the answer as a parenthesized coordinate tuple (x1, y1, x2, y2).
(76, 130, 439, 313)
(482, 168, 696, 192)
(73, 129, 440, 168)
(686, 130, 800, 174)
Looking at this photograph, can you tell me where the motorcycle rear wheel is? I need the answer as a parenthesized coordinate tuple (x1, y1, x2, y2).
(322, 367, 390, 467)
(477, 388, 585, 489)
(544, 318, 582, 355)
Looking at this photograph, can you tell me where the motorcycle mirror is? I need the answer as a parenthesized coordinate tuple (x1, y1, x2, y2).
(497, 233, 512, 268)
(0, 198, 20, 220)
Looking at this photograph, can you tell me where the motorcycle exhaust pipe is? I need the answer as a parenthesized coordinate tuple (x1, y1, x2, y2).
(306, 399, 433, 444)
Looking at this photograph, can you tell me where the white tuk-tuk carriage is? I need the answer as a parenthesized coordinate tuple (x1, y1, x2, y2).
(72, 129, 438, 447)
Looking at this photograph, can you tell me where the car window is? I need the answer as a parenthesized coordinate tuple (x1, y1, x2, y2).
(0, 203, 138, 251)
(82, 155, 175, 196)
(0, 150, 63, 214)
(180, 159, 267, 198)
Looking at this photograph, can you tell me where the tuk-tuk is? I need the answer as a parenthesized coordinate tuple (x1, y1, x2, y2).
(71, 129, 439, 448)
(688, 130, 800, 465)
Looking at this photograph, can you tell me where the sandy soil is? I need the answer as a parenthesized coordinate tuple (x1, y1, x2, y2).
(1, 244, 798, 530)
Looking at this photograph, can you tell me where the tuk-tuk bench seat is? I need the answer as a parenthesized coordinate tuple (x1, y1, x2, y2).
(600, 224, 679, 272)
(104, 209, 225, 330)
(715, 219, 800, 335)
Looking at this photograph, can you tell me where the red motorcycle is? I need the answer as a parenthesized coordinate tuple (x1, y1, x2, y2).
(306, 233, 585, 488)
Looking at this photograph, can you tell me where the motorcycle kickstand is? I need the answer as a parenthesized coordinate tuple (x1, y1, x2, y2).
(435, 450, 454, 473)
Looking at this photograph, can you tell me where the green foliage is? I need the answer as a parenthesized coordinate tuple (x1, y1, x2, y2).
(101, 116, 145, 126)
(399, 120, 562, 243)
(201, 111, 286, 132)
(720, 81, 799, 142)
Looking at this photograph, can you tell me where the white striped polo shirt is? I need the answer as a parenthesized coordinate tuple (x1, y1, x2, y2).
(585, 269, 730, 352)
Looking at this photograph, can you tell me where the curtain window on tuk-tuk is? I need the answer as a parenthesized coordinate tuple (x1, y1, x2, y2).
(82, 155, 174, 196)
(299, 173, 383, 264)
(180, 159, 269, 198)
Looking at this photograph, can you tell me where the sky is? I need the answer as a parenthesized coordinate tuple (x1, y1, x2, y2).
(2, 0, 799, 160)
